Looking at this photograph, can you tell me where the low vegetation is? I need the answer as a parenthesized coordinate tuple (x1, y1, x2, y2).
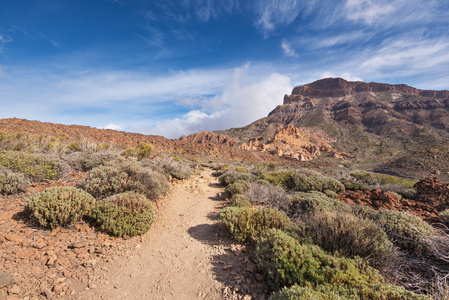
(94, 192, 155, 237)
(25, 186, 96, 228)
(0, 167, 30, 195)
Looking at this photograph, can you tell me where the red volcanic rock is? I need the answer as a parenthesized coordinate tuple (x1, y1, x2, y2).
(414, 177, 449, 211)
(240, 124, 334, 161)
(337, 181, 449, 221)
(287, 77, 449, 100)
(179, 131, 237, 147)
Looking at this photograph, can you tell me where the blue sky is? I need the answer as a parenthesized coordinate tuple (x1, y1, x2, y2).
(1, 0, 448, 138)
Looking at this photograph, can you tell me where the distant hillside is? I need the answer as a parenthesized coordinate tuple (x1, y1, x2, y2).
(0, 118, 276, 163)
(218, 78, 449, 180)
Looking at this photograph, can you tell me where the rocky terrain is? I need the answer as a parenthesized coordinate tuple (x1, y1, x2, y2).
(219, 77, 449, 180)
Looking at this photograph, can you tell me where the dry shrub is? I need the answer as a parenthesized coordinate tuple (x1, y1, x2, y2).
(83, 162, 169, 199)
(0, 167, 30, 194)
(245, 182, 289, 212)
(150, 157, 192, 180)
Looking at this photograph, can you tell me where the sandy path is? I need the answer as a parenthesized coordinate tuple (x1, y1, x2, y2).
(77, 169, 231, 300)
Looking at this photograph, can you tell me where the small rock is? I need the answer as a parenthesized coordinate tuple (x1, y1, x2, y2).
(4, 234, 20, 243)
(8, 285, 21, 295)
(0, 273, 16, 288)
(33, 241, 47, 249)
(44, 288, 54, 299)
(223, 265, 233, 270)
(88, 282, 96, 289)
(71, 241, 88, 248)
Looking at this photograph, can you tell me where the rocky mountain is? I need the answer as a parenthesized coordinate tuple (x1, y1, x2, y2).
(219, 77, 449, 180)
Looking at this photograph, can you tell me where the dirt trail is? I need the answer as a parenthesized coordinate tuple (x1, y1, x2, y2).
(76, 169, 241, 300)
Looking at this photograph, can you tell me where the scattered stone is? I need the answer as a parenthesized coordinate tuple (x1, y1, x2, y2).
(8, 285, 21, 295)
(43, 288, 54, 299)
(0, 273, 16, 288)
(70, 241, 88, 249)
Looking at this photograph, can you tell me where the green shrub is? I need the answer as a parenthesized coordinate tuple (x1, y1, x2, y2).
(259, 170, 293, 187)
(236, 166, 248, 173)
(120, 142, 154, 160)
(300, 211, 395, 270)
(288, 191, 352, 217)
(255, 229, 383, 291)
(83, 163, 169, 199)
(440, 209, 449, 227)
(217, 207, 293, 243)
(323, 189, 338, 199)
(354, 206, 435, 255)
(376, 174, 416, 189)
(340, 178, 370, 191)
(66, 142, 82, 152)
(230, 195, 252, 208)
(225, 179, 250, 197)
(211, 170, 225, 177)
(289, 172, 345, 194)
(0, 167, 30, 195)
(0, 151, 62, 180)
(350, 170, 374, 183)
(25, 186, 96, 228)
(260, 170, 344, 194)
(94, 192, 155, 237)
(219, 170, 256, 186)
(271, 283, 427, 300)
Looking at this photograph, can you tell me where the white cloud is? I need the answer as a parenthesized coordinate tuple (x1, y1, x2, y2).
(144, 66, 292, 138)
(320, 71, 362, 82)
(281, 40, 298, 57)
(101, 123, 124, 131)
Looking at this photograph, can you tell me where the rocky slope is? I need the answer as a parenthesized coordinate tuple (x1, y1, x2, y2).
(220, 77, 449, 179)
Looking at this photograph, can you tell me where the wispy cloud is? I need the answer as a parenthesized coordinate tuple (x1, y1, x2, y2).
(255, 0, 303, 37)
(281, 40, 298, 57)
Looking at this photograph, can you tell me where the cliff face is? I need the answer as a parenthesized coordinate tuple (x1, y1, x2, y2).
(285, 77, 449, 101)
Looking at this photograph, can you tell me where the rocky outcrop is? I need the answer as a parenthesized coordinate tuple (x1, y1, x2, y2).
(414, 177, 449, 211)
(240, 124, 334, 161)
(286, 77, 449, 101)
(180, 131, 237, 147)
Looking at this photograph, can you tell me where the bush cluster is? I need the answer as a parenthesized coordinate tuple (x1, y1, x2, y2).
(260, 170, 345, 194)
(217, 207, 293, 243)
(230, 195, 252, 208)
(0, 167, 30, 195)
(300, 211, 395, 269)
(255, 229, 383, 290)
(83, 162, 169, 200)
(94, 192, 155, 237)
(25, 186, 96, 228)
(120, 142, 154, 160)
(288, 191, 352, 217)
(0, 151, 64, 180)
(271, 283, 426, 300)
(225, 179, 250, 197)
(354, 206, 435, 256)
(218, 170, 256, 186)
